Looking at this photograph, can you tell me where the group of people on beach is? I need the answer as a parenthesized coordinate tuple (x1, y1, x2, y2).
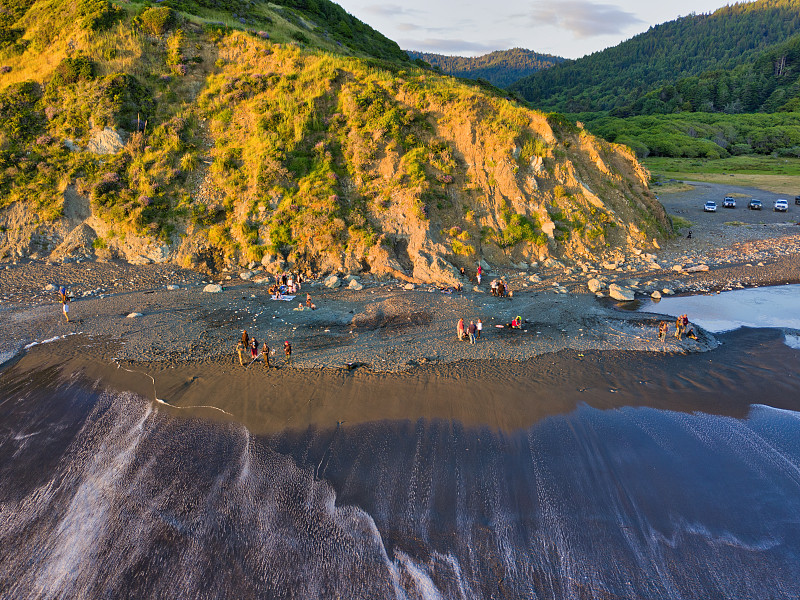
(490, 279, 510, 297)
(268, 271, 305, 298)
(236, 329, 292, 368)
(658, 314, 697, 342)
(456, 317, 482, 344)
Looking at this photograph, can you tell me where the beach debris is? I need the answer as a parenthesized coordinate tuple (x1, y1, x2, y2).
(203, 283, 223, 293)
(126, 312, 143, 318)
(608, 284, 635, 301)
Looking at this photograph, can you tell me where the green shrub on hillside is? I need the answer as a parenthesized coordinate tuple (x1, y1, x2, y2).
(49, 57, 95, 88)
(136, 7, 176, 36)
(0, 81, 45, 144)
(77, 0, 121, 31)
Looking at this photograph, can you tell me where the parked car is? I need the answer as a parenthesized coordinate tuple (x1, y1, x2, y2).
(749, 199, 762, 210)
(703, 201, 717, 212)
(723, 196, 736, 208)
(795, 195, 800, 205)
(774, 199, 788, 212)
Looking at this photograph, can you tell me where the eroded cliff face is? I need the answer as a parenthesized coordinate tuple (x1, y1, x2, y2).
(0, 31, 669, 285)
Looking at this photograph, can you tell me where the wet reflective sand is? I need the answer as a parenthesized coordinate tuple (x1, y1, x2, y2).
(1, 329, 799, 599)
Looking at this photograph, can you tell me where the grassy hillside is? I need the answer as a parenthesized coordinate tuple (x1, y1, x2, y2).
(510, 0, 800, 114)
(406, 49, 564, 89)
(0, 0, 669, 278)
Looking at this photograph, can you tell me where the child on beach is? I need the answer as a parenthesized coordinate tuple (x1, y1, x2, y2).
(236, 341, 246, 366)
(476, 319, 482, 340)
(261, 342, 270, 368)
(58, 286, 70, 322)
(284, 341, 292, 365)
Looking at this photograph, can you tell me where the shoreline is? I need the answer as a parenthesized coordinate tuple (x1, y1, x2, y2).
(5, 326, 800, 436)
(2, 182, 799, 375)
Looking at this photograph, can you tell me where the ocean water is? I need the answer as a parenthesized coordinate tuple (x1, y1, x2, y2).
(1, 330, 800, 599)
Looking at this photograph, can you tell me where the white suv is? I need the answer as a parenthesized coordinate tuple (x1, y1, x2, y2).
(774, 199, 788, 212)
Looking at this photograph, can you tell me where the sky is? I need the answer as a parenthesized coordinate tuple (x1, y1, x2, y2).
(333, 0, 734, 59)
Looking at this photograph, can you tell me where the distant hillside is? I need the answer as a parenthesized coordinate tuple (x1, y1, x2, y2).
(0, 0, 669, 281)
(510, 0, 800, 114)
(406, 48, 564, 88)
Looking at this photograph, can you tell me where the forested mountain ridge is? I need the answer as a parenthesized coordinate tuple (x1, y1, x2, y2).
(510, 0, 800, 114)
(406, 48, 564, 88)
(0, 0, 668, 281)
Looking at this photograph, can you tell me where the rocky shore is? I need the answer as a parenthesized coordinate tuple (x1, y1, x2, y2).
(1, 184, 798, 374)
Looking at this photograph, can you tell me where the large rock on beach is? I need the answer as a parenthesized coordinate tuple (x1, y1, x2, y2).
(324, 275, 341, 289)
(348, 279, 364, 290)
(587, 278, 604, 293)
(203, 284, 223, 293)
(685, 264, 710, 273)
(239, 271, 254, 280)
(608, 284, 635, 301)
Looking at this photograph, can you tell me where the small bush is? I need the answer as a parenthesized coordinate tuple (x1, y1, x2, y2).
(137, 7, 176, 36)
(49, 56, 95, 88)
(77, 0, 120, 31)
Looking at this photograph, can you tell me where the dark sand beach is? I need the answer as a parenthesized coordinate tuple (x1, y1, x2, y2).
(2, 183, 800, 599)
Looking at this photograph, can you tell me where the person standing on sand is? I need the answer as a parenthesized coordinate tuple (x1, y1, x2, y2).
(674, 316, 683, 341)
(58, 286, 70, 322)
(241, 330, 249, 351)
(457, 317, 465, 341)
(284, 340, 292, 365)
(250, 337, 259, 362)
(476, 318, 482, 340)
(657, 321, 666, 342)
(468, 320, 477, 344)
(236, 340, 246, 366)
(476, 265, 482, 284)
(261, 341, 270, 368)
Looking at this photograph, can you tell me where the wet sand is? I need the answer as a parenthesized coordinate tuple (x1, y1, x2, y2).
(7, 327, 799, 435)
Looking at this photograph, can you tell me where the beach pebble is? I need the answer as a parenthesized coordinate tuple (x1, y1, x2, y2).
(662, 288, 675, 295)
(650, 290, 662, 299)
(203, 284, 223, 293)
(126, 312, 143, 318)
(672, 264, 684, 272)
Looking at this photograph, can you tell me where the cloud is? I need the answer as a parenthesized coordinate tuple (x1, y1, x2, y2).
(362, 4, 422, 18)
(400, 37, 506, 55)
(529, 0, 643, 38)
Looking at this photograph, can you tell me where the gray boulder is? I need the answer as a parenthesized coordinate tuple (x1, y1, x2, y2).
(203, 284, 223, 293)
(608, 283, 635, 301)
